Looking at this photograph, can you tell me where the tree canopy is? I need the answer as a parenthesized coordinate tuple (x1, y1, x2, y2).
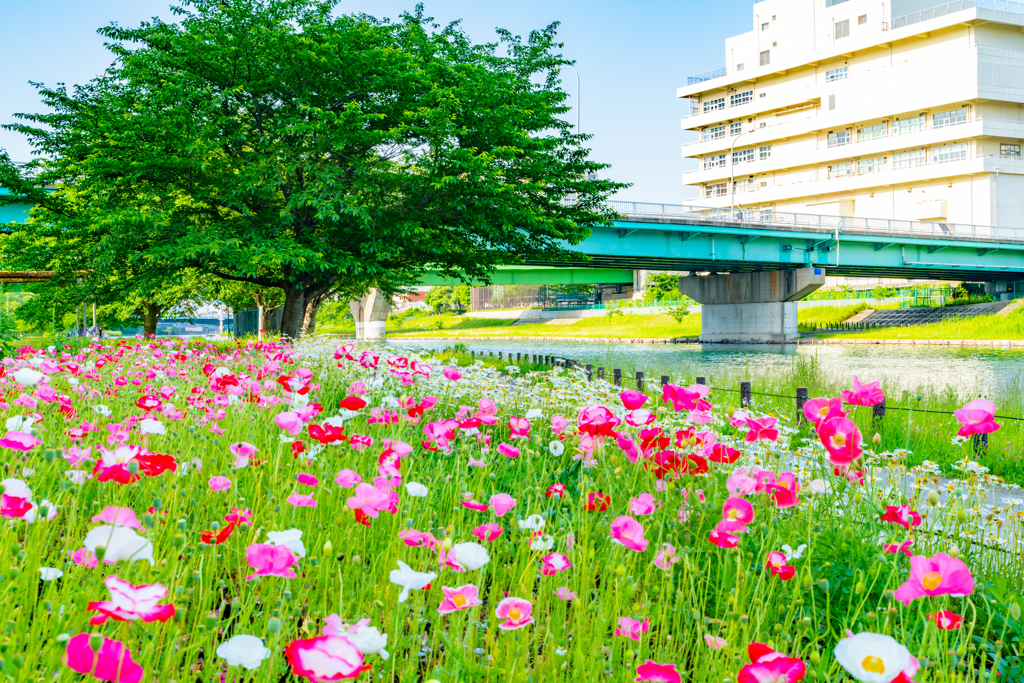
(0, 0, 625, 338)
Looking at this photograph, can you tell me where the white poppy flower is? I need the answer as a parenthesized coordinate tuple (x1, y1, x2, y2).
(38, 567, 63, 581)
(25, 499, 57, 524)
(66, 471, 92, 484)
(548, 441, 565, 456)
(1, 478, 31, 499)
(405, 482, 429, 497)
(266, 529, 306, 559)
(216, 634, 272, 670)
(290, 393, 309, 410)
(525, 408, 543, 419)
(518, 514, 545, 531)
(781, 544, 807, 560)
(93, 404, 112, 417)
(834, 632, 914, 683)
(5, 416, 35, 434)
(450, 542, 490, 570)
(389, 561, 437, 603)
(530, 534, 555, 551)
(139, 418, 166, 435)
(348, 625, 390, 660)
(83, 526, 155, 565)
(12, 368, 43, 386)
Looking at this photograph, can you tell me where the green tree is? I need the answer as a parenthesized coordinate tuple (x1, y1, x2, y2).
(643, 272, 681, 303)
(1, 0, 624, 339)
(425, 286, 466, 314)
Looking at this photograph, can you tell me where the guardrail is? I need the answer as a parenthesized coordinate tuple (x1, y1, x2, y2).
(892, 0, 1024, 29)
(606, 200, 1024, 244)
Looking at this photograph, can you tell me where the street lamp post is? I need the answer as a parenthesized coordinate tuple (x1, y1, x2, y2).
(728, 128, 756, 217)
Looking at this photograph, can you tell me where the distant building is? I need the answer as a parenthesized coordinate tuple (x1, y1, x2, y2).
(392, 289, 429, 313)
(679, 0, 1024, 229)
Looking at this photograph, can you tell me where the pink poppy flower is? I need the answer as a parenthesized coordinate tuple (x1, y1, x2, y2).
(349, 435, 373, 451)
(495, 597, 534, 630)
(726, 472, 757, 495)
(509, 416, 530, 439)
(628, 493, 661, 516)
(953, 399, 999, 437)
(229, 442, 259, 467)
(554, 586, 578, 601)
(765, 551, 796, 580)
(87, 575, 175, 625)
(803, 396, 845, 425)
(287, 492, 317, 509)
(620, 390, 649, 410)
(610, 516, 649, 552)
(881, 505, 922, 530)
(472, 523, 503, 542)
(334, 469, 362, 488)
(737, 656, 806, 683)
(0, 432, 41, 451)
(883, 539, 915, 557)
(616, 431, 643, 464)
(296, 473, 319, 487)
(540, 552, 573, 575)
(284, 635, 365, 681)
(703, 635, 728, 649)
(708, 529, 739, 549)
(497, 443, 520, 458)
(626, 409, 656, 427)
(437, 584, 482, 614)
(489, 493, 517, 517)
(90, 506, 145, 531)
(841, 376, 885, 407)
(769, 473, 802, 509)
(928, 611, 964, 630)
(635, 660, 681, 683)
(744, 417, 779, 443)
(818, 416, 863, 466)
(442, 367, 462, 381)
(661, 383, 711, 412)
(893, 553, 975, 605)
(398, 528, 439, 550)
(654, 543, 679, 570)
(719, 497, 754, 532)
(550, 415, 571, 435)
(577, 405, 621, 437)
(460, 500, 490, 512)
(346, 483, 392, 518)
(274, 411, 304, 436)
(245, 543, 298, 580)
(63, 633, 144, 683)
(208, 476, 232, 492)
(614, 617, 651, 641)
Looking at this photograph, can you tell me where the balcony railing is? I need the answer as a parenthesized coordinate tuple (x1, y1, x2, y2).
(687, 67, 727, 86)
(892, 0, 1024, 29)
(607, 197, 1024, 243)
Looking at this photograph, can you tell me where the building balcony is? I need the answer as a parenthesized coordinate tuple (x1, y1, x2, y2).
(693, 154, 1024, 208)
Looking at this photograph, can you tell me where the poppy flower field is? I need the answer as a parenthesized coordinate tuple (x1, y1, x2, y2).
(0, 336, 1021, 682)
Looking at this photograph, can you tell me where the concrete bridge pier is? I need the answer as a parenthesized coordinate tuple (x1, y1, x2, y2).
(679, 268, 826, 343)
(350, 290, 390, 340)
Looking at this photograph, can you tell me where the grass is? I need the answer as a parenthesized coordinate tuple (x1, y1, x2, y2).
(388, 313, 703, 339)
(822, 307, 1024, 340)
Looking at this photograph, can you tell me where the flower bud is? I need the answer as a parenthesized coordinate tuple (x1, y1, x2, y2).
(802, 574, 813, 590)
(441, 537, 453, 551)
(141, 514, 154, 528)
(926, 489, 940, 506)
(267, 618, 282, 634)
(615, 565, 626, 578)
(172, 534, 186, 548)
(1011, 602, 1022, 621)
(89, 633, 104, 651)
(43, 450, 57, 463)
(352, 555, 361, 565)
(872, 433, 881, 446)
(323, 540, 333, 555)
(93, 546, 106, 562)
(127, 460, 140, 475)
(949, 545, 960, 558)
(809, 650, 820, 664)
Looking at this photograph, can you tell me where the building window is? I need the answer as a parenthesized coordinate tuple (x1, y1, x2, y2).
(704, 125, 726, 141)
(732, 148, 755, 164)
(933, 109, 968, 128)
(704, 154, 727, 169)
(858, 122, 887, 141)
(827, 131, 851, 148)
(892, 149, 926, 170)
(733, 178, 755, 193)
(825, 66, 848, 83)
(826, 0, 850, 6)
(828, 162, 852, 179)
(703, 97, 726, 113)
(835, 20, 849, 39)
(759, 145, 772, 160)
(760, 92, 767, 99)
(730, 90, 753, 107)
(736, 63, 745, 72)
(829, 94, 836, 110)
(1001, 143, 1021, 159)
(858, 157, 887, 175)
(859, 14, 868, 24)
(762, 22, 769, 30)
(894, 115, 926, 136)
(932, 143, 968, 164)
(705, 182, 728, 198)
(760, 50, 771, 66)
(730, 121, 743, 136)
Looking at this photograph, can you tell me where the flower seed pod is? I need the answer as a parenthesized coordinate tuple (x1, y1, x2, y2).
(926, 489, 941, 506)
(267, 618, 282, 633)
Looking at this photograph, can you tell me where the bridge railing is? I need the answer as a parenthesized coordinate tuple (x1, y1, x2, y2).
(607, 201, 1024, 244)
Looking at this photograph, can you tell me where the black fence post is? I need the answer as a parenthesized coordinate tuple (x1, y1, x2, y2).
(796, 387, 808, 422)
(740, 381, 752, 408)
(613, 369, 622, 387)
(872, 399, 886, 424)
(636, 371, 645, 392)
(696, 376, 706, 386)
(973, 433, 989, 456)
(517, 353, 521, 362)
(597, 367, 605, 380)
(586, 364, 593, 381)
(661, 375, 670, 388)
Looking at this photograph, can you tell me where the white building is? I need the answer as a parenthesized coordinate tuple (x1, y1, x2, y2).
(679, 0, 1024, 229)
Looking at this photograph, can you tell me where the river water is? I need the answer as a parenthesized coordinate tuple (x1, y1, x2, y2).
(385, 338, 1024, 399)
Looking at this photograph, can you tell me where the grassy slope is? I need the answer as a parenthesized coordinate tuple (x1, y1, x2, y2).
(387, 313, 703, 339)
(822, 307, 1024, 340)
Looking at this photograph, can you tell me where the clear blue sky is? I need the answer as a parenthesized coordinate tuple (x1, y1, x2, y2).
(0, 0, 753, 202)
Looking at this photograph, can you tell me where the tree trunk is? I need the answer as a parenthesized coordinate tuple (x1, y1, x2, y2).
(143, 302, 160, 338)
(262, 307, 281, 337)
(280, 285, 306, 341)
(301, 288, 334, 337)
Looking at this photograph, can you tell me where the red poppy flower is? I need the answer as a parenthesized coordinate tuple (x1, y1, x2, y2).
(135, 395, 163, 412)
(339, 396, 367, 411)
(200, 521, 237, 546)
(546, 483, 567, 499)
(706, 443, 740, 464)
(645, 450, 683, 479)
(353, 509, 372, 527)
(584, 492, 610, 512)
(308, 423, 346, 445)
(291, 441, 307, 457)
